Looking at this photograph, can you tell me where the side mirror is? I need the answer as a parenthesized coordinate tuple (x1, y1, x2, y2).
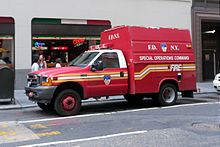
(91, 64, 96, 71)
(91, 60, 103, 71)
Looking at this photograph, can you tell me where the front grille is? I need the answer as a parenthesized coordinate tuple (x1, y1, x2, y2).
(27, 74, 40, 87)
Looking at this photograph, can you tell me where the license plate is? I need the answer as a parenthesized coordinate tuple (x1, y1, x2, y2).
(28, 92, 34, 97)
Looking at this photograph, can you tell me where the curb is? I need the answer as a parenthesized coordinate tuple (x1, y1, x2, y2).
(194, 92, 217, 95)
(0, 104, 21, 110)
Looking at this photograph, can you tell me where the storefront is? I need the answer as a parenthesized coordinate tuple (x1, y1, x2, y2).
(192, 0, 220, 81)
(0, 17, 14, 69)
(32, 18, 111, 67)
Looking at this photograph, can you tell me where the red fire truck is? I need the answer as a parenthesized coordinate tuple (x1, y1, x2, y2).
(25, 26, 196, 116)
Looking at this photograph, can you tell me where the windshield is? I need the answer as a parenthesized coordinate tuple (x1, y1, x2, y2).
(69, 51, 99, 67)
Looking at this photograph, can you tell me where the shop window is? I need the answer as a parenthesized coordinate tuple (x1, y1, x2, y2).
(31, 18, 111, 68)
(206, 0, 220, 7)
(32, 37, 100, 67)
(0, 17, 14, 70)
(193, 0, 220, 7)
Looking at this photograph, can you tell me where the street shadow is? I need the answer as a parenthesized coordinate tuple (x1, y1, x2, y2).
(0, 99, 14, 105)
(26, 96, 212, 117)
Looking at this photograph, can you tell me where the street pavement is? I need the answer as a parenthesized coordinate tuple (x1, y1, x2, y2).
(0, 82, 216, 110)
(0, 86, 218, 146)
(0, 99, 219, 147)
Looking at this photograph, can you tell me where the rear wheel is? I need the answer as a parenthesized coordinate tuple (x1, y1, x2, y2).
(157, 83, 177, 106)
(37, 103, 53, 111)
(54, 89, 81, 116)
(124, 94, 144, 104)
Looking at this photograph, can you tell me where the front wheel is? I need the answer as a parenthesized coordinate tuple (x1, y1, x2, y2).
(157, 83, 177, 106)
(54, 89, 81, 116)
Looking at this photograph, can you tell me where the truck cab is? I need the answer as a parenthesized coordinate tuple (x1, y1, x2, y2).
(25, 46, 129, 116)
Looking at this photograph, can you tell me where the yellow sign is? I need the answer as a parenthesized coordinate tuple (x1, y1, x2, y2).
(0, 48, 8, 53)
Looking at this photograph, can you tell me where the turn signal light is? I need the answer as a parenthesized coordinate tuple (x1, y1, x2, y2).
(41, 77, 53, 86)
(186, 44, 192, 49)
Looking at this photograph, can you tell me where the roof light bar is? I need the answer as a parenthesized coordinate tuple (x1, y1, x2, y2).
(89, 43, 113, 50)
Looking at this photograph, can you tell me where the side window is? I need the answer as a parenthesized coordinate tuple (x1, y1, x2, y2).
(95, 52, 120, 69)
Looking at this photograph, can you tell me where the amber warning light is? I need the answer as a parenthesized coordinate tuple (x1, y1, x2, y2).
(186, 44, 192, 49)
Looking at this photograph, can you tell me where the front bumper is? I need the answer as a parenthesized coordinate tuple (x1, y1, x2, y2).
(25, 86, 57, 103)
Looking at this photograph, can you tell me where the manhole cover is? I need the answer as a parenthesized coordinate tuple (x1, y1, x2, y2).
(191, 122, 220, 131)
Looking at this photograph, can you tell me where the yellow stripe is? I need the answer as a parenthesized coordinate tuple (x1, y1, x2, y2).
(183, 63, 196, 66)
(183, 69, 196, 71)
(182, 63, 196, 71)
(58, 72, 128, 77)
(53, 77, 128, 83)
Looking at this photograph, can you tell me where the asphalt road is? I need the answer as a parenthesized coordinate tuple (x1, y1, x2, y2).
(0, 93, 219, 147)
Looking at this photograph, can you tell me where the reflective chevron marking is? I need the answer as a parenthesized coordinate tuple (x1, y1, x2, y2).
(135, 64, 196, 80)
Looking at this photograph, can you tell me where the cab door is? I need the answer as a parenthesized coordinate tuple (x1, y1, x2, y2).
(86, 52, 128, 98)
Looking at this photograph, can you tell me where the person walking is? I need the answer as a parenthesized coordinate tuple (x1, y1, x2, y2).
(31, 57, 39, 72)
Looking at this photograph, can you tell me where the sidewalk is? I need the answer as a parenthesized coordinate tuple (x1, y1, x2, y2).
(0, 82, 216, 110)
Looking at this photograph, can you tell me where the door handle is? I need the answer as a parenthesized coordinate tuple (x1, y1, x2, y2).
(80, 74, 87, 77)
(120, 72, 124, 77)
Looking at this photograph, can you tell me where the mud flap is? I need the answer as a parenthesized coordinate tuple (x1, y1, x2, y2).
(182, 91, 194, 98)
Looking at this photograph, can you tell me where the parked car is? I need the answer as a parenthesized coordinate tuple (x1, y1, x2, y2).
(213, 73, 220, 92)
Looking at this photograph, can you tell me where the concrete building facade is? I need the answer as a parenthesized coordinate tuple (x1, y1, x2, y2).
(1, 0, 210, 89)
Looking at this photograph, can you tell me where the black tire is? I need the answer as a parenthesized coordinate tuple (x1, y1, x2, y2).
(37, 102, 53, 111)
(124, 94, 144, 104)
(54, 89, 81, 116)
(157, 83, 177, 106)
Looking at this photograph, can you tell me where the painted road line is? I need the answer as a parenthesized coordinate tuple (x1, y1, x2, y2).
(35, 131, 61, 137)
(29, 124, 48, 129)
(19, 130, 148, 147)
(18, 102, 220, 124)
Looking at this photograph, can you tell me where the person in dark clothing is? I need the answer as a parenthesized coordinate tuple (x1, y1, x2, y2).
(3, 57, 11, 64)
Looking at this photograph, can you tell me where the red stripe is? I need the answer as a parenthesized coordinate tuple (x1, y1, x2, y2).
(0, 17, 14, 23)
(87, 20, 111, 25)
(0, 38, 13, 40)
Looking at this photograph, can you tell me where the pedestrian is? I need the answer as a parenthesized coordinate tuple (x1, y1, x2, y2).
(46, 55, 52, 63)
(55, 58, 62, 67)
(31, 57, 39, 72)
(3, 57, 12, 64)
(39, 54, 47, 69)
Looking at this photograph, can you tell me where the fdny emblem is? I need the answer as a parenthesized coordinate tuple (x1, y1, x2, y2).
(160, 43, 167, 52)
(104, 75, 111, 85)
